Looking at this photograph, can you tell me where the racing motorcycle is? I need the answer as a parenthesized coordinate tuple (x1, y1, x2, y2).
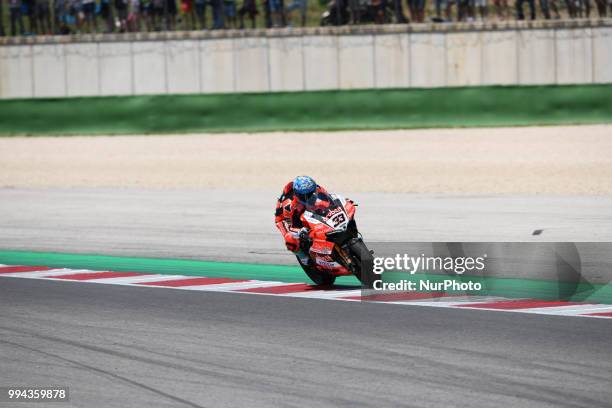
(294, 192, 373, 286)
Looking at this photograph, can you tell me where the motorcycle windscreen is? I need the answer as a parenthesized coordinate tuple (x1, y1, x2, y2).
(299, 192, 336, 213)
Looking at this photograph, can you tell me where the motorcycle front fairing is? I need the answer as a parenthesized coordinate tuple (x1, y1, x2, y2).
(300, 194, 356, 276)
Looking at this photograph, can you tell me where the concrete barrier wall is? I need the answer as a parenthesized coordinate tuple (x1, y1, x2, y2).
(1, 20, 611, 99)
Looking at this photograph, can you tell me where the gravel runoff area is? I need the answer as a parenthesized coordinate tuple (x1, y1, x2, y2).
(1, 125, 611, 194)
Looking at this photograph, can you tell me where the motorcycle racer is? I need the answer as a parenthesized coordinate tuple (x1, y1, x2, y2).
(275, 176, 329, 263)
(275, 175, 371, 286)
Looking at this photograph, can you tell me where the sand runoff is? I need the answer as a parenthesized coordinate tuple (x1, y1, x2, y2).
(1, 125, 611, 194)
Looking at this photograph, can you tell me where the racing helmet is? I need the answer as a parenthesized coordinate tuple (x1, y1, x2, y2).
(293, 176, 317, 207)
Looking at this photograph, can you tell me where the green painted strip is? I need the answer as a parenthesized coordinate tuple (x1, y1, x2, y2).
(0, 249, 360, 285)
(1, 85, 611, 136)
(2, 249, 611, 303)
(383, 272, 612, 304)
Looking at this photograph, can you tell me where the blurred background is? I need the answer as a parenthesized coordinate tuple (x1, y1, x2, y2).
(0, 0, 610, 36)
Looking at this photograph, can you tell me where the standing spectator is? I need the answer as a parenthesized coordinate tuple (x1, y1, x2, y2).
(224, 0, 237, 26)
(238, 0, 257, 28)
(417, 0, 426, 20)
(69, 0, 83, 32)
(406, 0, 417, 20)
(434, 0, 450, 20)
(493, 0, 509, 18)
(140, 0, 153, 30)
(127, 0, 141, 30)
(35, 0, 52, 33)
(444, 0, 457, 20)
(263, 0, 271, 26)
(165, 0, 177, 29)
(372, 0, 386, 23)
(180, 0, 196, 29)
(54, 0, 66, 32)
(347, 0, 360, 23)
(211, 0, 224, 28)
(466, 0, 475, 19)
(115, 0, 128, 30)
(539, 0, 560, 17)
(576, 0, 591, 15)
(474, 0, 486, 19)
(99, 0, 114, 32)
(279, 0, 286, 24)
(151, 0, 163, 29)
(265, 0, 286, 26)
(564, 0, 576, 16)
(445, 0, 456, 20)
(515, 0, 535, 19)
(9, 0, 26, 35)
(390, 0, 408, 23)
(456, 0, 470, 20)
(285, 0, 308, 26)
(268, 0, 281, 26)
(71, 0, 80, 30)
(409, 0, 425, 21)
(593, 0, 606, 15)
(1, 0, 5, 36)
(194, 0, 208, 28)
(24, 0, 37, 33)
(81, 0, 97, 32)
(539, 0, 549, 17)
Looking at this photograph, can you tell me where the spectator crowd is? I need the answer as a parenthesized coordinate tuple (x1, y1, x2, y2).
(0, 0, 609, 36)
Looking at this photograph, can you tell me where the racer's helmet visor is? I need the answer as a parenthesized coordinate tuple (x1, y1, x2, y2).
(296, 191, 317, 208)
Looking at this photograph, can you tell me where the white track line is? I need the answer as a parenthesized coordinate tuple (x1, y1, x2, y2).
(1, 269, 95, 278)
(79, 274, 191, 285)
(354, 295, 511, 307)
(288, 289, 363, 299)
(521, 304, 612, 316)
(182, 280, 289, 291)
(389, 300, 479, 308)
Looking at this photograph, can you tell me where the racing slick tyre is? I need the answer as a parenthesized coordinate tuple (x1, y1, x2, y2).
(348, 239, 374, 288)
(297, 257, 337, 286)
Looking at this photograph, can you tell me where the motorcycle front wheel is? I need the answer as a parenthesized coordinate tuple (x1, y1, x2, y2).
(297, 256, 337, 286)
(348, 239, 374, 287)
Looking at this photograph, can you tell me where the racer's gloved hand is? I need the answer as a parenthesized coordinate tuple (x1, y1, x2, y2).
(298, 228, 310, 243)
(284, 232, 299, 252)
(298, 228, 312, 252)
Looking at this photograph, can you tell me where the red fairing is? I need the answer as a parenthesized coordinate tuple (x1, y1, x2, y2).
(344, 199, 356, 219)
(298, 203, 352, 276)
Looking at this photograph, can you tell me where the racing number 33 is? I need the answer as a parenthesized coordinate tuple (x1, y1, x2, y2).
(330, 213, 346, 227)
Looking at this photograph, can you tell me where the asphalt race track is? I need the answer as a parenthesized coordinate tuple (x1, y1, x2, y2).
(2, 188, 612, 264)
(1, 187, 612, 407)
(1, 277, 611, 408)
